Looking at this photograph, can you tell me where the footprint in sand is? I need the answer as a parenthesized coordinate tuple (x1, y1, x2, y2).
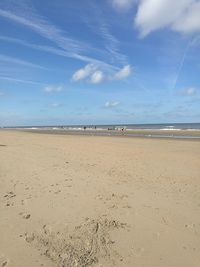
(64, 178, 72, 182)
(108, 204, 117, 209)
(5, 202, 14, 207)
(20, 199, 27, 206)
(0, 254, 9, 266)
(132, 247, 145, 257)
(3, 192, 16, 199)
(42, 224, 52, 235)
(19, 212, 31, 219)
(122, 205, 132, 209)
(3, 192, 16, 207)
(23, 214, 31, 219)
(54, 190, 61, 194)
(102, 193, 132, 210)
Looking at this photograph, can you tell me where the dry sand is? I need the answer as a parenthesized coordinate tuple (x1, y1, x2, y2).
(0, 130, 200, 267)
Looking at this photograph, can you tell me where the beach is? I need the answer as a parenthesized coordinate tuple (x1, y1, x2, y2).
(0, 130, 200, 266)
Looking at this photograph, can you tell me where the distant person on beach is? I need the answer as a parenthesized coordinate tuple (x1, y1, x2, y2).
(120, 128, 126, 135)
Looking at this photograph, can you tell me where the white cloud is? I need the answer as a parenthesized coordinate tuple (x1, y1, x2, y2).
(72, 64, 96, 81)
(135, 0, 200, 37)
(72, 64, 132, 84)
(104, 101, 120, 108)
(112, 65, 131, 80)
(180, 87, 196, 96)
(172, 2, 200, 34)
(44, 85, 63, 93)
(50, 103, 63, 108)
(111, 0, 136, 11)
(90, 71, 104, 84)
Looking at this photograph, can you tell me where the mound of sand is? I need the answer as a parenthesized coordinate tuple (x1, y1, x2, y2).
(25, 217, 126, 267)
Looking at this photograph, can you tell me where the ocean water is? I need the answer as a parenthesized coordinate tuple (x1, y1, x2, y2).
(5, 123, 200, 139)
(7, 122, 200, 130)
(91, 123, 200, 130)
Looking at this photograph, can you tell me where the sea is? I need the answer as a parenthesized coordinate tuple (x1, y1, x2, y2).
(4, 122, 200, 139)
(8, 122, 200, 130)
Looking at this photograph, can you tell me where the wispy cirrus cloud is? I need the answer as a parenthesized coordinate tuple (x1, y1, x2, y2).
(0, 8, 86, 53)
(0, 1, 131, 89)
(98, 20, 127, 65)
(0, 6, 97, 66)
(0, 36, 118, 72)
(43, 85, 63, 93)
(0, 2, 128, 71)
(0, 76, 45, 85)
(0, 54, 46, 69)
(83, 1, 128, 65)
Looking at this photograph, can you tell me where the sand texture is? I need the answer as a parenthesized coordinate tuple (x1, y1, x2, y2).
(0, 130, 200, 266)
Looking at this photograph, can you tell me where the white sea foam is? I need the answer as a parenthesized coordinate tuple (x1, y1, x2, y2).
(160, 128, 181, 131)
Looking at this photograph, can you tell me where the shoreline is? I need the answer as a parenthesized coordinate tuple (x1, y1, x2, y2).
(2, 128, 200, 141)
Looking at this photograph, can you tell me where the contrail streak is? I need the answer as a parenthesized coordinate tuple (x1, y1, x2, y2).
(172, 39, 192, 91)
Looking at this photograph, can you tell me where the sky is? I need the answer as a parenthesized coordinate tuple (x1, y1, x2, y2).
(0, 0, 200, 126)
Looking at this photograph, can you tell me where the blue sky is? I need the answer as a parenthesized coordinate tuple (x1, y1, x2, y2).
(0, 0, 200, 126)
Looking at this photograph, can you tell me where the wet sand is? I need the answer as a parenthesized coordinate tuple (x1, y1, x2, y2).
(0, 130, 200, 266)
(16, 127, 200, 139)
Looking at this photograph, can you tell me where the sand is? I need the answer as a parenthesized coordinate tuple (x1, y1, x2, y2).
(0, 130, 200, 267)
